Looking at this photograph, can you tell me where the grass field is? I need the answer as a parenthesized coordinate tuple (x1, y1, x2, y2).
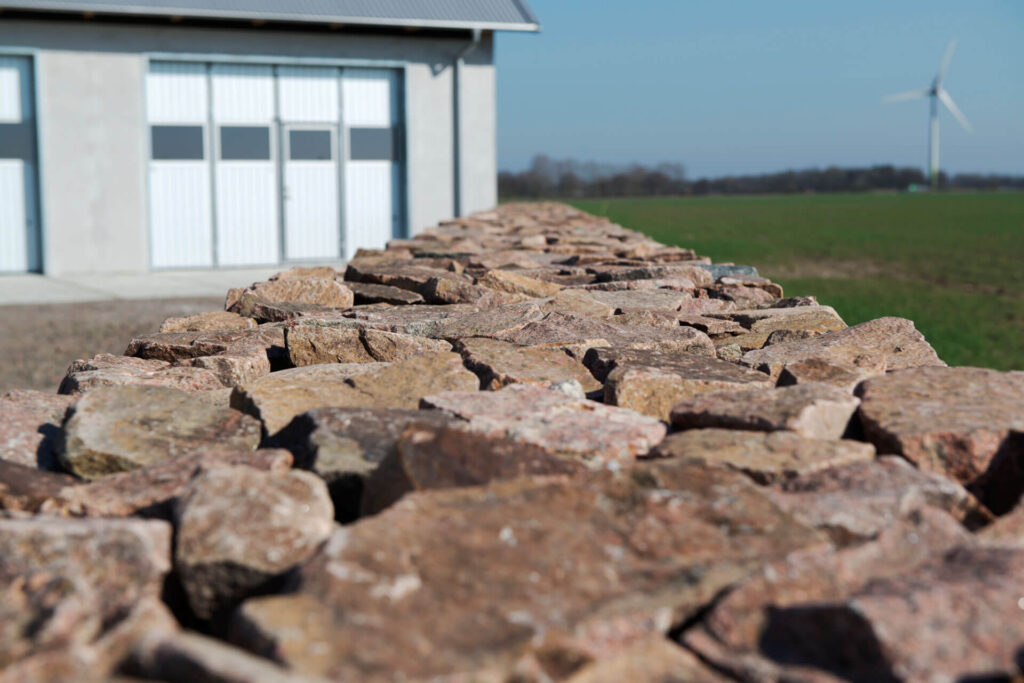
(571, 193, 1024, 370)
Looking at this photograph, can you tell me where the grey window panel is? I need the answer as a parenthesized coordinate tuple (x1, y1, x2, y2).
(151, 125, 204, 160)
(289, 129, 333, 161)
(349, 127, 397, 161)
(220, 126, 271, 161)
(0, 122, 36, 161)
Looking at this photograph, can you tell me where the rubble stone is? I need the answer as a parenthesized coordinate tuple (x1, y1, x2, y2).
(0, 389, 73, 468)
(496, 311, 715, 360)
(766, 456, 990, 544)
(285, 326, 450, 366)
(346, 281, 424, 305)
(476, 268, 562, 297)
(584, 347, 772, 421)
(422, 383, 666, 467)
(683, 506, 977, 681)
(60, 385, 261, 478)
(362, 422, 585, 514)
(455, 337, 601, 392)
(856, 366, 1024, 512)
(0, 518, 171, 669)
(651, 428, 875, 485)
(777, 356, 884, 392)
(233, 353, 476, 437)
(51, 449, 292, 519)
(159, 310, 256, 333)
(59, 353, 225, 395)
(174, 467, 334, 619)
(231, 465, 820, 680)
(741, 316, 945, 378)
(670, 382, 860, 440)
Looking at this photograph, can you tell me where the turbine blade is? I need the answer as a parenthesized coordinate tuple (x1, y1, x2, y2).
(936, 39, 957, 86)
(882, 88, 929, 103)
(938, 89, 973, 132)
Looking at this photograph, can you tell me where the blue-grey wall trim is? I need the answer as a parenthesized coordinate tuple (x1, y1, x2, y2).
(0, 48, 44, 273)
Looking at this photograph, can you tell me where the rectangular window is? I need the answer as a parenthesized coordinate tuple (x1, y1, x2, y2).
(220, 126, 271, 161)
(289, 129, 333, 161)
(151, 125, 204, 160)
(349, 127, 395, 161)
(0, 122, 34, 160)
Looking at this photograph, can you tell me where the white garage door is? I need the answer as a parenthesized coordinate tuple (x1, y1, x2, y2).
(0, 56, 40, 273)
(145, 61, 404, 269)
(343, 69, 402, 261)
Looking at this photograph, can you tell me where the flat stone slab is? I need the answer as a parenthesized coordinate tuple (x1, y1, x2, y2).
(0, 390, 73, 468)
(347, 281, 424, 305)
(230, 465, 820, 680)
(476, 269, 562, 297)
(51, 448, 293, 519)
(856, 366, 1024, 512)
(683, 506, 976, 682)
(60, 385, 261, 479)
(159, 310, 256, 333)
(709, 305, 846, 350)
(740, 316, 945, 378)
(766, 456, 989, 544)
(651, 428, 875, 485)
(59, 353, 225, 395)
(571, 288, 693, 313)
(244, 277, 354, 309)
(124, 327, 286, 364)
(286, 326, 451, 366)
(670, 382, 860, 440)
(495, 311, 715, 360)
(231, 363, 389, 437)
(584, 347, 772, 420)
(428, 301, 547, 340)
(232, 353, 477, 437)
(361, 422, 586, 515)
(422, 383, 667, 467)
(174, 466, 334, 619)
(777, 356, 884, 393)
(455, 337, 601, 392)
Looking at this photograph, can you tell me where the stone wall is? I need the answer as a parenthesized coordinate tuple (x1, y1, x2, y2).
(2, 202, 1022, 681)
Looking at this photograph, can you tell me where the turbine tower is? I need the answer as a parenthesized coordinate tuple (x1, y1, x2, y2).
(883, 40, 972, 190)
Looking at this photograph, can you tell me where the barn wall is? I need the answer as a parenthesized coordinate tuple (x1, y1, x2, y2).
(0, 19, 496, 274)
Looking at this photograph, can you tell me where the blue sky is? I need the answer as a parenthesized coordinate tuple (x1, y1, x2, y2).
(495, 1, 1024, 177)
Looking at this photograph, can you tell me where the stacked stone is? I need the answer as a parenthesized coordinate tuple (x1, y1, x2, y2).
(1, 202, 1023, 681)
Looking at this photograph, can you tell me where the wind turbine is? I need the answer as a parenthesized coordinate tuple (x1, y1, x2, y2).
(883, 40, 972, 190)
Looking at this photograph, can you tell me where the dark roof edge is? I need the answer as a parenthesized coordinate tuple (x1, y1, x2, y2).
(0, 1, 541, 31)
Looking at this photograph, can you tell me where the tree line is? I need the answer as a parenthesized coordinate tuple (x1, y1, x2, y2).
(498, 155, 1024, 199)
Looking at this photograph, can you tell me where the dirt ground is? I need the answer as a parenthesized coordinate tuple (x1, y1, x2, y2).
(0, 298, 222, 394)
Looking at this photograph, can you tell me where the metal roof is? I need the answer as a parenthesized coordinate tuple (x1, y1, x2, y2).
(0, 0, 540, 31)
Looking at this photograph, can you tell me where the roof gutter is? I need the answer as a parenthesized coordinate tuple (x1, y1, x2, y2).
(452, 27, 482, 218)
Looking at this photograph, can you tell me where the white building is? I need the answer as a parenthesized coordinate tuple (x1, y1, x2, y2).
(0, 1, 537, 275)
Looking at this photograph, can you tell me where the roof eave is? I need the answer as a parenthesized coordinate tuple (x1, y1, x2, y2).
(0, 2, 541, 31)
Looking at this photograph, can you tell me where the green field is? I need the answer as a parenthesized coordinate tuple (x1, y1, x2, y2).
(571, 193, 1024, 370)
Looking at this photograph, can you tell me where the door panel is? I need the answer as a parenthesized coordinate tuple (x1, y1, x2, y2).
(344, 160, 392, 261)
(146, 62, 212, 268)
(0, 56, 39, 273)
(211, 65, 278, 266)
(342, 68, 402, 260)
(284, 127, 339, 261)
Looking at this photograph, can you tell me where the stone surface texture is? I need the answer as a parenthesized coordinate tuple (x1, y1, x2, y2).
(59, 385, 261, 478)
(174, 466, 334, 619)
(4, 202, 1011, 683)
(670, 382, 860, 440)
